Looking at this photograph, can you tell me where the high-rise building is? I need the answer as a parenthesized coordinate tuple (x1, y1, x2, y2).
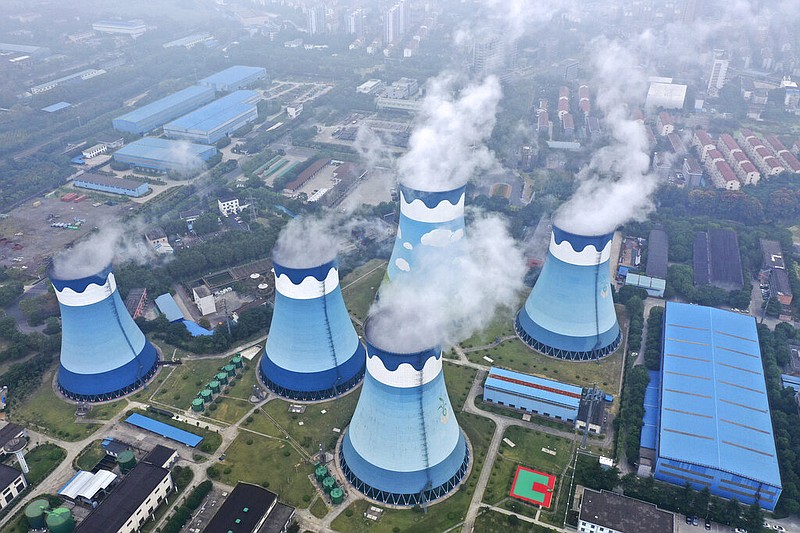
(707, 49, 729, 96)
(346, 9, 365, 36)
(307, 4, 327, 36)
(384, 4, 402, 44)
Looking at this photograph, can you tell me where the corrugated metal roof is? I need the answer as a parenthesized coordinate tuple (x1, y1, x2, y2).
(199, 65, 265, 88)
(485, 367, 581, 409)
(163, 90, 259, 134)
(114, 137, 216, 161)
(58, 470, 117, 500)
(641, 370, 660, 450)
(154, 293, 184, 322)
(115, 85, 214, 123)
(658, 303, 781, 487)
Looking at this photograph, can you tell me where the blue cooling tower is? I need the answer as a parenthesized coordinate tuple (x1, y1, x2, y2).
(516, 225, 621, 360)
(259, 258, 365, 401)
(388, 184, 466, 280)
(340, 325, 469, 505)
(51, 266, 159, 401)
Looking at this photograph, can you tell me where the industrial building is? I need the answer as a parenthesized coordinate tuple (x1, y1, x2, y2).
(58, 470, 117, 505)
(73, 174, 149, 197)
(646, 228, 669, 280)
(0, 463, 27, 510)
(645, 82, 687, 110)
(163, 90, 260, 144)
(693, 229, 744, 290)
(761, 239, 794, 307)
(341, 315, 469, 505)
(483, 367, 582, 421)
(203, 482, 295, 533)
(92, 20, 147, 37)
(50, 265, 159, 401)
(112, 85, 215, 134)
(624, 272, 666, 298)
(260, 249, 365, 401)
(199, 65, 267, 92)
(516, 226, 621, 360)
(578, 488, 674, 533)
(74, 462, 173, 533)
(112, 138, 217, 174)
(387, 183, 466, 280)
(650, 303, 781, 510)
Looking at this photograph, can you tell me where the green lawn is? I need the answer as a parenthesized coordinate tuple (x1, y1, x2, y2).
(152, 357, 231, 410)
(74, 440, 106, 471)
(340, 259, 386, 322)
(10, 368, 120, 441)
(331, 411, 496, 533)
(88, 399, 129, 420)
(24, 443, 67, 485)
(310, 497, 329, 519)
(217, 432, 315, 509)
(242, 408, 284, 438)
(131, 409, 222, 454)
(459, 306, 519, 349)
(225, 365, 259, 401)
(473, 509, 557, 532)
(443, 362, 477, 411)
(205, 396, 253, 425)
(263, 389, 362, 454)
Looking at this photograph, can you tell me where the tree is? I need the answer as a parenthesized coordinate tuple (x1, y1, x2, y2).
(743, 500, 764, 533)
(0, 282, 23, 307)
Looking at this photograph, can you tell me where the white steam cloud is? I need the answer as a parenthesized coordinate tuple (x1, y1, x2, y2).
(554, 38, 658, 236)
(367, 212, 526, 352)
(52, 224, 153, 279)
(398, 73, 502, 191)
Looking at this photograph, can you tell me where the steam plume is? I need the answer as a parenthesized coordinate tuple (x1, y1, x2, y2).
(52, 224, 153, 279)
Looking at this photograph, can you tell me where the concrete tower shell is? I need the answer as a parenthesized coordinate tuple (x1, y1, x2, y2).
(387, 184, 466, 280)
(259, 258, 365, 401)
(340, 329, 469, 506)
(51, 266, 159, 401)
(516, 226, 621, 360)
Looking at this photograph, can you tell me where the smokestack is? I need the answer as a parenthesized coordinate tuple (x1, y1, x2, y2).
(50, 265, 159, 401)
(339, 313, 469, 505)
(515, 225, 621, 360)
(259, 254, 365, 400)
(388, 184, 466, 280)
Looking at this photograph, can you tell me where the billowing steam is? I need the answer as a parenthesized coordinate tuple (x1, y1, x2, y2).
(51, 224, 153, 279)
(366, 212, 526, 352)
(398, 73, 502, 192)
(167, 140, 207, 176)
(554, 38, 658, 236)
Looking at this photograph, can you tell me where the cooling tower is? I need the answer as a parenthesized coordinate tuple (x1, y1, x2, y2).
(51, 265, 159, 401)
(515, 225, 621, 360)
(388, 184, 466, 280)
(259, 256, 365, 401)
(339, 319, 469, 506)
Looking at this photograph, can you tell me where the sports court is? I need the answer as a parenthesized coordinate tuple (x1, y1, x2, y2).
(509, 466, 556, 508)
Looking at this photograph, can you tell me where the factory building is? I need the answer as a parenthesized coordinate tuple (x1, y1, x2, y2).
(340, 314, 469, 506)
(112, 138, 217, 174)
(650, 303, 781, 510)
(73, 174, 149, 198)
(578, 488, 674, 533)
(50, 265, 159, 401)
(516, 226, 621, 360)
(112, 85, 215, 134)
(387, 184, 466, 280)
(260, 251, 365, 401)
(199, 65, 267, 92)
(163, 90, 260, 145)
(483, 367, 582, 421)
(92, 20, 147, 37)
(0, 464, 27, 510)
(693, 229, 743, 290)
(204, 482, 295, 533)
(74, 462, 173, 533)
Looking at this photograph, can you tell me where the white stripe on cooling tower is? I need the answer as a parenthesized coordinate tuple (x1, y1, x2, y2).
(548, 234, 612, 266)
(400, 193, 465, 224)
(274, 266, 339, 300)
(366, 353, 442, 388)
(54, 273, 117, 307)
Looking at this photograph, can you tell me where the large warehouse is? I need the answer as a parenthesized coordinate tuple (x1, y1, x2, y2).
(483, 367, 582, 421)
(163, 90, 260, 144)
(113, 138, 217, 174)
(652, 302, 781, 510)
(199, 65, 267, 92)
(73, 173, 149, 197)
(112, 85, 215, 134)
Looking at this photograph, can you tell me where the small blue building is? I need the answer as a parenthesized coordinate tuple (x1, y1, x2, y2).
(199, 66, 267, 92)
(652, 303, 782, 510)
(73, 174, 149, 197)
(113, 138, 217, 174)
(483, 367, 582, 422)
(112, 85, 215, 134)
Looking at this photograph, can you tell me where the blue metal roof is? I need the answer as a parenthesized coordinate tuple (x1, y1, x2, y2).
(42, 101, 71, 112)
(124, 413, 203, 447)
(154, 293, 183, 322)
(485, 367, 582, 409)
(199, 66, 266, 89)
(114, 85, 215, 125)
(659, 302, 781, 487)
(181, 320, 213, 336)
(114, 137, 216, 162)
(163, 90, 259, 135)
(781, 374, 800, 392)
(640, 370, 659, 450)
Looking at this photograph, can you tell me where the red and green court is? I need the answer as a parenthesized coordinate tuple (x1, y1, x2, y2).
(509, 466, 556, 508)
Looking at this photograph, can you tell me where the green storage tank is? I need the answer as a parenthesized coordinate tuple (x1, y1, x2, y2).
(330, 487, 344, 504)
(322, 476, 337, 493)
(45, 507, 74, 533)
(192, 398, 205, 412)
(215, 372, 228, 385)
(200, 389, 213, 402)
(209, 380, 221, 393)
(231, 355, 243, 368)
(117, 450, 136, 473)
(314, 464, 328, 482)
(223, 364, 236, 377)
(25, 499, 49, 530)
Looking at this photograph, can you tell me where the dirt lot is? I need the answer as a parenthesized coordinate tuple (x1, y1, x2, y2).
(0, 194, 129, 272)
(338, 168, 395, 209)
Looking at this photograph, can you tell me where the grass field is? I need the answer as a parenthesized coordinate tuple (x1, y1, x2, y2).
(151, 357, 231, 410)
(473, 509, 557, 532)
(10, 368, 125, 441)
(242, 408, 284, 438)
(331, 411, 496, 533)
(310, 497, 329, 519)
(443, 362, 477, 411)
(24, 443, 67, 485)
(217, 432, 314, 509)
(206, 396, 253, 425)
(74, 440, 106, 471)
(225, 366, 258, 401)
(459, 307, 518, 349)
(340, 259, 386, 322)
